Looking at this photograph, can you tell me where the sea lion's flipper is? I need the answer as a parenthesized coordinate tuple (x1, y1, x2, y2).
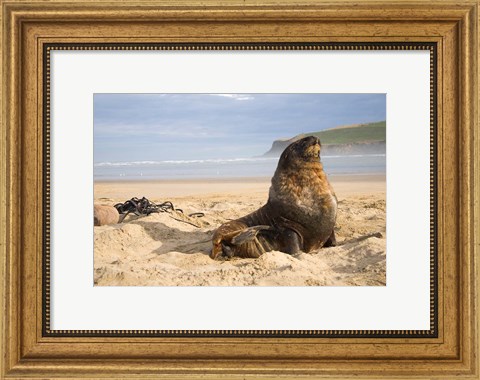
(221, 242, 235, 258)
(230, 225, 275, 245)
(281, 229, 302, 255)
(211, 221, 273, 260)
(323, 230, 337, 247)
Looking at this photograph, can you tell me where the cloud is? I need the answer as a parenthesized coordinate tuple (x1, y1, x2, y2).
(210, 94, 254, 101)
(95, 122, 225, 139)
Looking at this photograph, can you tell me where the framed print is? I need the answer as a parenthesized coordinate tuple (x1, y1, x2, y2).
(1, 0, 478, 378)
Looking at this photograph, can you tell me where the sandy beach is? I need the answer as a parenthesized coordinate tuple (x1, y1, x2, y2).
(94, 174, 386, 286)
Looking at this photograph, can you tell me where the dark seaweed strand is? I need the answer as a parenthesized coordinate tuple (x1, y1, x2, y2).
(43, 42, 437, 338)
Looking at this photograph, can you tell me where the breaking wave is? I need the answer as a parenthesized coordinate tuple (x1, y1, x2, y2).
(94, 154, 385, 167)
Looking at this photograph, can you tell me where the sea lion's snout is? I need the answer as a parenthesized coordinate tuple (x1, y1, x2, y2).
(302, 136, 321, 160)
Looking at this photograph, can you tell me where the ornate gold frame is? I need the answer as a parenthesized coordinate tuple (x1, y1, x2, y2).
(1, 0, 478, 378)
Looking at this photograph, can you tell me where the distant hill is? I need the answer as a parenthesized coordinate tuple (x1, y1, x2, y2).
(262, 121, 386, 157)
(306, 121, 386, 144)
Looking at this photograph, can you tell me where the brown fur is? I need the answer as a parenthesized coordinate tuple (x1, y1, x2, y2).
(211, 136, 337, 259)
(94, 205, 119, 226)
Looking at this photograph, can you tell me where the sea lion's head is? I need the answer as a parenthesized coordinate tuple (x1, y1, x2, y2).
(277, 136, 322, 169)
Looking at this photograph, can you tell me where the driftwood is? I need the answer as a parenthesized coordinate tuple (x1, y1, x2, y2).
(94, 205, 120, 226)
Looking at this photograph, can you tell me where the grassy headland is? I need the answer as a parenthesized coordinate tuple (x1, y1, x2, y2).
(305, 121, 386, 145)
(262, 121, 386, 157)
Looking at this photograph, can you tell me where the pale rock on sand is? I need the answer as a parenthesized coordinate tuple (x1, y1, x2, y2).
(94, 194, 386, 286)
(94, 204, 119, 226)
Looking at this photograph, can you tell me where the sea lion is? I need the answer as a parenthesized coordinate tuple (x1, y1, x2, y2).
(94, 205, 120, 226)
(211, 136, 337, 259)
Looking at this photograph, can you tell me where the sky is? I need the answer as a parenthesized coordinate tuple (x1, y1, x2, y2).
(94, 93, 386, 163)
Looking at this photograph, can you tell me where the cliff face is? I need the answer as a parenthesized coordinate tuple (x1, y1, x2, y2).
(321, 141, 386, 156)
(262, 139, 386, 157)
(262, 135, 305, 157)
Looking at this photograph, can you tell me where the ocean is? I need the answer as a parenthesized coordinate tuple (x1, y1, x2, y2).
(94, 154, 386, 181)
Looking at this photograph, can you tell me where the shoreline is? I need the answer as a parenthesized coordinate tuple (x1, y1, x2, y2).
(94, 173, 386, 200)
(94, 172, 386, 184)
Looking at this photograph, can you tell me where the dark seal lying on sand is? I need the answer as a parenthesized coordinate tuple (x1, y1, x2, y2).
(211, 136, 337, 259)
